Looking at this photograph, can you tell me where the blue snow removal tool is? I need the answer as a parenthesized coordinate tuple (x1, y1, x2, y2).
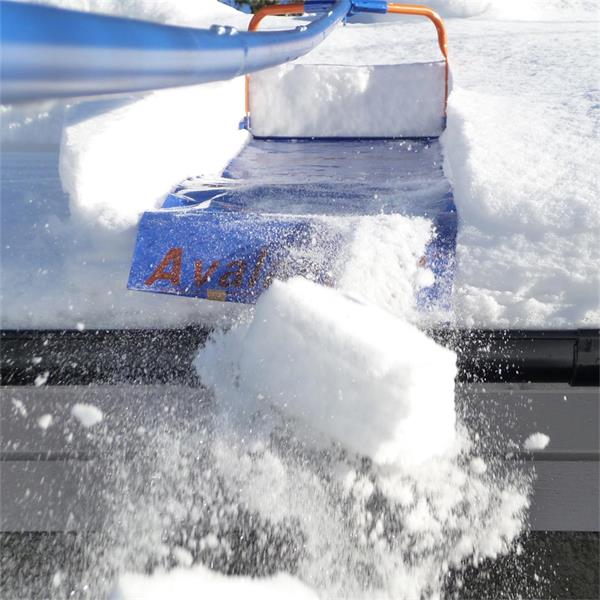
(0, 0, 351, 104)
(129, 208, 341, 304)
(128, 139, 457, 314)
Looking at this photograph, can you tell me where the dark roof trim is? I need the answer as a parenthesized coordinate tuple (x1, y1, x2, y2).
(1, 328, 598, 386)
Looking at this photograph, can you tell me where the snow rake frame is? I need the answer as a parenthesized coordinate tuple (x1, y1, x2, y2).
(244, 2, 450, 127)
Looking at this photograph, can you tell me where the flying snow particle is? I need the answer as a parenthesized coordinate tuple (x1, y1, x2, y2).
(11, 398, 27, 417)
(37, 414, 53, 430)
(71, 403, 103, 428)
(34, 371, 50, 386)
(523, 432, 550, 451)
(172, 547, 193, 567)
(469, 456, 487, 475)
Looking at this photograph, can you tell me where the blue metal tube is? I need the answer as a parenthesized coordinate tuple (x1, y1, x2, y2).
(0, 0, 351, 104)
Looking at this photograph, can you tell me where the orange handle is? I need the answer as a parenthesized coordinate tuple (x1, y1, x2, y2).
(387, 3, 449, 108)
(248, 3, 306, 32)
(245, 3, 449, 122)
(246, 3, 306, 116)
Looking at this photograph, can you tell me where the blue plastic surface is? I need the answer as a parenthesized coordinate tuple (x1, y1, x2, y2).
(128, 139, 457, 312)
(0, 0, 351, 103)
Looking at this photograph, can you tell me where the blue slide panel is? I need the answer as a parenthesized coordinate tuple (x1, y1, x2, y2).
(129, 209, 341, 303)
(0, 0, 351, 104)
(128, 139, 457, 314)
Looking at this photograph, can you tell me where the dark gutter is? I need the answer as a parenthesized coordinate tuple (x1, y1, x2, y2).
(1, 328, 598, 386)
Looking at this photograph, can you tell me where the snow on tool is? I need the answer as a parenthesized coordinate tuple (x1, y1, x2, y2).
(127, 3, 455, 317)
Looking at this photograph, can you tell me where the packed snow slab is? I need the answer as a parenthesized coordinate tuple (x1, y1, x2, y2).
(196, 278, 457, 467)
(128, 139, 456, 320)
(111, 565, 317, 600)
(250, 62, 447, 138)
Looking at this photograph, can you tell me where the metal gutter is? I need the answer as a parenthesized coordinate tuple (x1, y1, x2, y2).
(1, 329, 598, 386)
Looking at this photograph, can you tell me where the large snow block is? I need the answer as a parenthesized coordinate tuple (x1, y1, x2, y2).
(198, 278, 457, 467)
(249, 62, 446, 138)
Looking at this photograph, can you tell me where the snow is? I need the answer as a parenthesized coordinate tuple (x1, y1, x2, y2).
(196, 277, 457, 467)
(443, 88, 600, 327)
(337, 215, 437, 323)
(291, 7, 600, 328)
(1, 0, 249, 329)
(37, 413, 53, 430)
(111, 565, 318, 600)
(71, 402, 103, 427)
(250, 62, 446, 138)
(34, 371, 49, 386)
(0, 2, 548, 599)
(178, 277, 528, 598)
(60, 81, 248, 230)
(16, 285, 529, 600)
(523, 432, 550, 451)
(11, 398, 27, 417)
(2, 0, 598, 328)
(10, 0, 247, 27)
(470, 456, 487, 475)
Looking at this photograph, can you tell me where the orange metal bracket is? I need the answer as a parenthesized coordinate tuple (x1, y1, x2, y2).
(245, 2, 449, 124)
(387, 3, 449, 108)
(245, 3, 306, 117)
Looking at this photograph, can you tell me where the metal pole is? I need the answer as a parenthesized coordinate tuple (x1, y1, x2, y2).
(0, 0, 351, 104)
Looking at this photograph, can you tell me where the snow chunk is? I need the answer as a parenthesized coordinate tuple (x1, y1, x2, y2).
(251, 63, 446, 138)
(196, 277, 457, 467)
(470, 457, 487, 475)
(11, 398, 27, 418)
(71, 403, 103, 428)
(34, 371, 49, 387)
(523, 432, 550, 451)
(110, 565, 318, 600)
(37, 414, 53, 430)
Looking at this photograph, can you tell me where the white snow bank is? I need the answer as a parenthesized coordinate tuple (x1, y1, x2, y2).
(523, 432, 550, 451)
(443, 88, 600, 328)
(482, 0, 599, 21)
(13, 0, 248, 28)
(196, 278, 457, 467)
(61, 80, 248, 229)
(353, 0, 598, 20)
(111, 565, 317, 600)
(250, 62, 446, 138)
